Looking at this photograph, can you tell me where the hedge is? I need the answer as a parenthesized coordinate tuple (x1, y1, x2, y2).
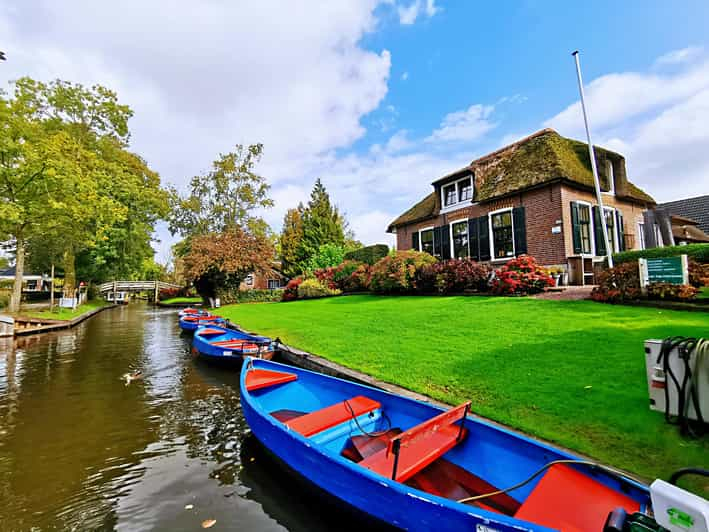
(613, 244, 709, 265)
(218, 289, 283, 304)
(343, 244, 389, 265)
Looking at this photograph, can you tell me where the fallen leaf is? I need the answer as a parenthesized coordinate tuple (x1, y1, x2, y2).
(184, 504, 193, 510)
(584, 385, 592, 389)
(202, 519, 216, 528)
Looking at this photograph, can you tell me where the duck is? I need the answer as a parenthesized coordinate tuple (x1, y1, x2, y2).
(122, 370, 143, 386)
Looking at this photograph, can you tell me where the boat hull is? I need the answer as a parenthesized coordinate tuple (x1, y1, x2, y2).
(193, 326, 275, 365)
(240, 359, 650, 531)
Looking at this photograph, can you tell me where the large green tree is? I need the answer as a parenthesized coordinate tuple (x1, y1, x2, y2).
(279, 205, 305, 278)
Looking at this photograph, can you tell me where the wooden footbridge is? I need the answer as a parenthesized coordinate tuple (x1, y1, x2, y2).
(98, 280, 182, 301)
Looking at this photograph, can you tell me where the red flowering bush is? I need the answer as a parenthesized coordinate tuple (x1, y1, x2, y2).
(416, 258, 491, 294)
(313, 267, 338, 290)
(333, 260, 370, 292)
(688, 259, 709, 288)
(646, 283, 698, 301)
(369, 250, 437, 293)
(491, 255, 554, 295)
(281, 277, 304, 301)
(591, 262, 641, 302)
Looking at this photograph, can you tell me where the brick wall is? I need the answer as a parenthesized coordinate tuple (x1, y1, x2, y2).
(393, 183, 648, 267)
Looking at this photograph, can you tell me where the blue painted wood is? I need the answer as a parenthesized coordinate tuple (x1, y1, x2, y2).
(240, 358, 651, 531)
(178, 315, 225, 332)
(192, 324, 273, 363)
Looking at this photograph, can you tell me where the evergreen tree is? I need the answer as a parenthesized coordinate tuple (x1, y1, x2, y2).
(279, 205, 305, 278)
(301, 178, 345, 258)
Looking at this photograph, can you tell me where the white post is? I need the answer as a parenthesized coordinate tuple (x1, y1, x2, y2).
(572, 51, 614, 268)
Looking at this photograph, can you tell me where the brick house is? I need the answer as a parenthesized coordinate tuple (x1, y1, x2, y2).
(386, 129, 656, 285)
(239, 264, 288, 290)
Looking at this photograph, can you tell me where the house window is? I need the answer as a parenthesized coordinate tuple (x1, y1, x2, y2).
(578, 204, 593, 254)
(420, 228, 434, 254)
(245, 274, 254, 286)
(491, 210, 514, 259)
(458, 179, 472, 202)
(441, 176, 473, 210)
(451, 221, 469, 259)
(637, 222, 646, 250)
(443, 183, 457, 207)
(604, 208, 617, 252)
(267, 279, 281, 290)
(603, 160, 615, 194)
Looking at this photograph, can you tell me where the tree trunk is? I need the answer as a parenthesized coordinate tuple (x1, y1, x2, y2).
(9, 237, 25, 313)
(63, 248, 76, 298)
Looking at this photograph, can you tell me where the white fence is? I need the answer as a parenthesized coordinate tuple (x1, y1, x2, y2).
(98, 280, 182, 293)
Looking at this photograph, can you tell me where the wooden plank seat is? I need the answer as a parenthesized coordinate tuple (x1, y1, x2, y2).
(360, 402, 470, 483)
(184, 315, 216, 321)
(211, 339, 252, 347)
(246, 369, 298, 392)
(514, 464, 640, 532)
(284, 396, 381, 437)
(196, 328, 225, 335)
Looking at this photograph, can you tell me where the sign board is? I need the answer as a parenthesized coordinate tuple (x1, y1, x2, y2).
(639, 255, 688, 289)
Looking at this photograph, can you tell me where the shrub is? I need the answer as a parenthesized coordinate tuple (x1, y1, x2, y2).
(491, 255, 554, 295)
(646, 283, 698, 301)
(369, 250, 437, 294)
(343, 244, 390, 265)
(297, 278, 342, 299)
(313, 267, 337, 290)
(591, 262, 642, 303)
(689, 260, 709, 288)
(282, 277, 303, 302)
(218, 289, 283, 304)
(306, 243, 346, 272)
(416, 258, 491, 294)
(613, 243, 709, 265)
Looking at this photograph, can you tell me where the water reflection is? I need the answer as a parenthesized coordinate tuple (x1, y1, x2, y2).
(0, 304, 392, 531)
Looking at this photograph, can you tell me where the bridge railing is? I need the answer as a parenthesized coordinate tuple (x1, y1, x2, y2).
(98, 281, 182, 293)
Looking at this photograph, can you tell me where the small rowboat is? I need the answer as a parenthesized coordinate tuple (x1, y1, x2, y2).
(192, 325, 274, 364)
(178, 313, 226, 332)
(178, 307, 205, 317)
(240, 358, 663, 531)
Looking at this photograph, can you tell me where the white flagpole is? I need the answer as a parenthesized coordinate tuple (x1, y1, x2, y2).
(572, 50, 614, 268)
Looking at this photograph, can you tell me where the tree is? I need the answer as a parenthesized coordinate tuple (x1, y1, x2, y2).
(279, 205, 305, 278)
(168, 144, 273, 238)
(182, 228, 274, 301)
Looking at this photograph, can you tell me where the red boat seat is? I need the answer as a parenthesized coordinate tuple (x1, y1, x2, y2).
(285, 396, 381, 437)
(514, 464, 640, 532)
(246, 369, 298, 391)
(211, 339, 250, 347)
(196, 328, 224, 335)
(360, 402, 470, 483)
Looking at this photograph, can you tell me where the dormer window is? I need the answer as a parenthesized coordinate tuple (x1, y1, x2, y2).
(441, 175, 473, 211)
(602, 160, 615, 194)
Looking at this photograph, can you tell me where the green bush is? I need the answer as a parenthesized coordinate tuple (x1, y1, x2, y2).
(0, 293, 9, 309)
(369, 250, 437, 294)
(306, 243, 346, 272)
(297, 278, 341, 299)
(614, 244, 709, 264)
(343, 244, 389, 265)
(218, 289, 283, 304)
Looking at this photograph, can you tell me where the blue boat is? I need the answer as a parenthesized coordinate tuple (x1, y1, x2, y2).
(192, 325, 274, 363)
(178, 313, 226, 332)
(240, 358, 655, 531)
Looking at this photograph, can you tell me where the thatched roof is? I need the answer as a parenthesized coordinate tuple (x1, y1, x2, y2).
(388, 129, 655, 231)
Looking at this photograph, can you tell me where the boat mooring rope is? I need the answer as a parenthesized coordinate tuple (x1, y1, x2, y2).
(344, 399, 392, 438)
(456, 459, 641, 504)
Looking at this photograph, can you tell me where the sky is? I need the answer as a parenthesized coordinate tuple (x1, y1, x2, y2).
(2, 1, 709, 261)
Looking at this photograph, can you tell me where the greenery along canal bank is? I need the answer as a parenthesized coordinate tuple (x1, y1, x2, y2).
(15, 300, 111, 321)
(219, 295, 709, 494)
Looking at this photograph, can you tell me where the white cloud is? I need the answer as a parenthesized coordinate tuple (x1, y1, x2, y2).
(397, 0, 438, 25)
(426, 104, 496, 143)
(654, 45, 704, 67)
(545, 47, 709, 203)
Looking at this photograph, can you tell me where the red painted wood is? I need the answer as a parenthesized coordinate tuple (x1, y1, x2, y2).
(245, 369, 298, 391)
(361, 424, 467, 482)
(514, 464, 640, 532)
(211, 339, 250, 346)
(196, 328, 225, 335)
(285, 396, 381, 437)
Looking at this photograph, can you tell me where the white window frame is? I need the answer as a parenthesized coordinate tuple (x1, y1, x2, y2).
(417, 226, 435, 253)
(603, 206, 621, 253)
(637, 222, 645, 250)
(245, 274, 254, 286)
(449, 219, 470, 259)
(573, 200, 595, 257)
(440, 175, 474, 214)
(488, 207, 515, 262)
(602, 160, 615, 195)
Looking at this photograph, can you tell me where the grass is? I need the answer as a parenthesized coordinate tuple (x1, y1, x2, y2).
(220, 295, 709, 494)
(697, 286, 709, 300)
(160, 296, 202, 304)
(16, 300, 110, 321)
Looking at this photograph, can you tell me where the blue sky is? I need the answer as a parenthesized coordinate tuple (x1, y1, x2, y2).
(2, 1, 709, 259)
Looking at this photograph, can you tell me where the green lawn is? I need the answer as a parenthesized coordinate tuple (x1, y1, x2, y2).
(220, 295, 709, 494)
(160, 296, 202, 304)
(17, 300, 110, 321)
(698, 286, 709, 300)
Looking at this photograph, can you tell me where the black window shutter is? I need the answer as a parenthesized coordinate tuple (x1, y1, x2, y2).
(412, 231, 419, 251)
(433, 226, 442, 258)
(440, 224, 451, 260)
(478, 215, 491, 261)
(571, 202, 581, 254)
(512, 207, 527, 256)
(593, 206, 606, 256)
(468, 218, 479, 261)
(616, 211, 625, 251)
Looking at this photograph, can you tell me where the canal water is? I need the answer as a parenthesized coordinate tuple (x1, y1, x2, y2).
(0, 304, 382, 531)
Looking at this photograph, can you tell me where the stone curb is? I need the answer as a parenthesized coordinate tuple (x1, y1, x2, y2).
(13, 304, 118, 336)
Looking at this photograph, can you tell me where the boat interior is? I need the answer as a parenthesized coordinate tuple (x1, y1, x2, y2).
(195, 326, 271, 354)
(245, 363, 650, 532)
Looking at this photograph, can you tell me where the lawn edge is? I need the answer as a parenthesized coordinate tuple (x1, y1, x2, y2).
(13, 303, 117, 336)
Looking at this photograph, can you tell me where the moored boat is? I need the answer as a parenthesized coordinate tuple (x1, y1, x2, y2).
(178, 313, 226, 332)
(178, 307, 205, 318)
(240, 358, 684, 531)
(192, 325, 274, 364)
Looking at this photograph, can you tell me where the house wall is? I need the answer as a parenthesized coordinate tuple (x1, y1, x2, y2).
(395, 183, 648, 267)
(239, 269, 287, 290)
